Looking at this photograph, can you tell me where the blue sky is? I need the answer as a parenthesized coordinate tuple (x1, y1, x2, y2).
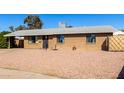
(0, 14, 124, 31)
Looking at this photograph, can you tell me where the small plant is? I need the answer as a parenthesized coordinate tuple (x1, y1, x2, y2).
(72, 46, 76, 50)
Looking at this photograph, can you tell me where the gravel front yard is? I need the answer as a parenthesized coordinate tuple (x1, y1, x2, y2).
(0, 49, 124, 79)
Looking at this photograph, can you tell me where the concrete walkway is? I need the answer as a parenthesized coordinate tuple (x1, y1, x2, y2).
(0, 68, 58, 79)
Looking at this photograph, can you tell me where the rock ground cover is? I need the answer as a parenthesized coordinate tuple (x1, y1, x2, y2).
(0, 49, 123, 79)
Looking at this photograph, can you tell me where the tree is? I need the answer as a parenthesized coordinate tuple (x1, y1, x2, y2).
(24, 15, 43, 29)
(121, 29, 124, 32)
(0, 31, 10, 48)
(15, 25, 27, 31)
(9, 26, 15, 32)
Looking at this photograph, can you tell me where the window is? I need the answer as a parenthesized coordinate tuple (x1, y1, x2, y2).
(86, 34, 96, 43)
(29, 36, 36, 44)
(57, 35, 64, 43)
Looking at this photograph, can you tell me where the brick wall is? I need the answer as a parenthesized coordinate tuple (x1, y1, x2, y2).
(24, 36, 42, 49)
(54, 33, 112, 51)
(23, 33, 113, 51)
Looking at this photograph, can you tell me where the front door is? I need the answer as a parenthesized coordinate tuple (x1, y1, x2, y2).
(42, 36, 48, 49)
(18, 40, 24, 48)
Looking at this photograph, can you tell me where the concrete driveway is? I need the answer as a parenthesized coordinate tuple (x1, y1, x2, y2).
(0, 67, 58, 79)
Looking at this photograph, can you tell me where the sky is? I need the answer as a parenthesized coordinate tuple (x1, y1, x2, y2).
(0, 14, 124, 31)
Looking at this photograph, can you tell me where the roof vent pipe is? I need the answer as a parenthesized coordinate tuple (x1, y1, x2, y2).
(59, 22, 66, 28)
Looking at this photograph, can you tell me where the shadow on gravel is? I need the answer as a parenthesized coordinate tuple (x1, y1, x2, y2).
(117, 66, 124, 79)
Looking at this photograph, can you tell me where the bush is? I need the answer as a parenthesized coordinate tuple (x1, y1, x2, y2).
(0, 31, 10, 48)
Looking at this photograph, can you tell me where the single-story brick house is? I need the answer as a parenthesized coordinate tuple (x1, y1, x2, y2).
(4, 23, 118, 51)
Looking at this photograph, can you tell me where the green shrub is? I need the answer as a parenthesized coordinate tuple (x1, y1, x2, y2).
(0, 31, 10, 48)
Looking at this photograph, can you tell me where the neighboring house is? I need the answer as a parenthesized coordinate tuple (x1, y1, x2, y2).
(4, 23, 118, 51)
(113, 31, 124, 35)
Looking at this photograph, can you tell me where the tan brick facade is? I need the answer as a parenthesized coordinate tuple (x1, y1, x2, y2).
(24, 36, 43, 49)
(23, 33, 113, 50)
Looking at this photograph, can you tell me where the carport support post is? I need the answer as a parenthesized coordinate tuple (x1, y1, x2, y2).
(8, 37, 10, 49)
(105, 36, 109, 51)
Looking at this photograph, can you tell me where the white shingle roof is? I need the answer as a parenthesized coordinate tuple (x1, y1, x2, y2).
(4, 25, 118, 37)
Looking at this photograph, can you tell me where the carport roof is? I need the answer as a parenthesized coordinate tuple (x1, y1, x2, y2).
(4, 25, 118, 37)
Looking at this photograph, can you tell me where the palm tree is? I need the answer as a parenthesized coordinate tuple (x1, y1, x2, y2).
(24, 15, 43, 29)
